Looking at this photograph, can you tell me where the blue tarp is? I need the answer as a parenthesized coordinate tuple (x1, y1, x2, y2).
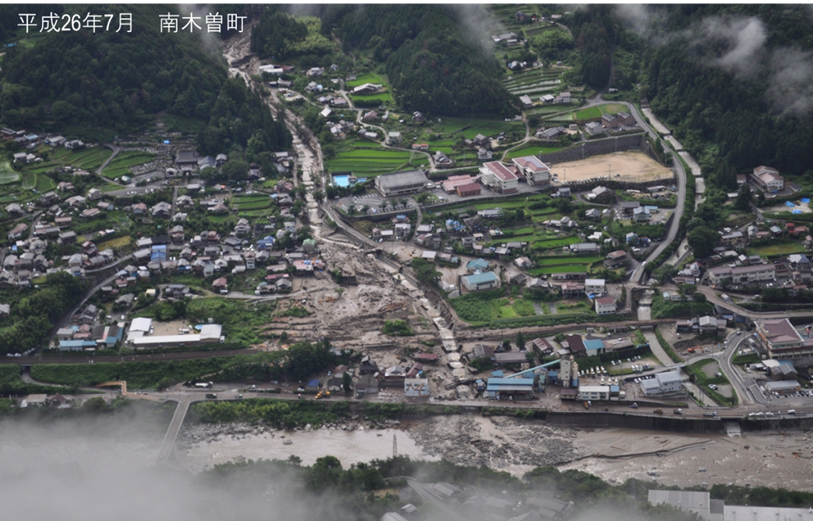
(793, 210, 802, 214)
(786, 201, 795, 207)
(491, 370, 505, 377)
(802, 198, 811, 204)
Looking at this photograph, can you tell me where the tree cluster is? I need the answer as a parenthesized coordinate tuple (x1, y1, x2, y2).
(0, 272, 88, 353)
(321, 5, 516, 117)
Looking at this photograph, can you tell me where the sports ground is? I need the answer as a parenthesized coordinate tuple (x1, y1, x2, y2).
(548, 151, 673, 184)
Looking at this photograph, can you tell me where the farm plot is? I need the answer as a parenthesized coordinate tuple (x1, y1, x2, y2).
(549, 151, 673, 184)
(351, 92, 394, 104)
(101, 151, 157, 179)
(345, 73, 389, 89)
(233, 195, 271, 211)
(325, 143, 427, 176)
(574, 103, 627, 120)
(505, 145, 563, 160)
(0, 161, 19, 184)
(49, 147, 113, 172)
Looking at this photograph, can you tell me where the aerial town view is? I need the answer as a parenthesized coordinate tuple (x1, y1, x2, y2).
(1, 3, 813, 521)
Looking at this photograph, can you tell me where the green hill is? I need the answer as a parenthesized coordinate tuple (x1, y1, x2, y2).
(0, 5, 289, 154)
(319, 5, 516, 117)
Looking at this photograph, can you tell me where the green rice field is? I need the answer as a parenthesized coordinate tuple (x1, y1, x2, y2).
(350, 92, 394, 104)
(346, 72, 388, 88)
(0, 161, 20, 184)
(505, 145, 563, 160)
(326, 140, 428, 175)
(574, 103, 627, 120)
(746, 242, 808, 257)
(48, 146, 113, 172)
(101, 151, 156, 179)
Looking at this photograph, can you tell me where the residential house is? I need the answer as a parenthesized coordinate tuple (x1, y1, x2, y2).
(604, 250, 628, 268)
(720, 231, 745, 248)
(514, 256, 533, 269)
(7, 223, 27, 241)
(707, 264, 775, 284)
(212, 277, 228, 292)
(595, 297, 616, 315)
(584, 279, 606, 296)
(5, 203, 23, 217)
(151, 202, 171, 218)
(585, 122, 604, 136)
(561, 282, 584, 299)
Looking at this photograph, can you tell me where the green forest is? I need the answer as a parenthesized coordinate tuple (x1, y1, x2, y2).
(639, 5, 813, 186)
(319, 5, 516, 117)
(0, 5, 289, 154)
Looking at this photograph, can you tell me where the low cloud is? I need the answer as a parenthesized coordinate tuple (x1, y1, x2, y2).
(694, 16, 767, 79)
(615, 8, 813, 116)
(766, 47, 813, 115)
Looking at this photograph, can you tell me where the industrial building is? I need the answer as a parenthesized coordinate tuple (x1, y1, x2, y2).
(649, 489, 813, 521)
(558, 356, 578, 388)
(577, 385, 609, 401)
(374, 170, 428, 197)
(764, 380, 801, 395)
(125, 318, 224, 348)
(648, 490, 724, 521)
(640, 371, 683, 396)
(461, 271, 499, 292)
(485, 377, 534, 400)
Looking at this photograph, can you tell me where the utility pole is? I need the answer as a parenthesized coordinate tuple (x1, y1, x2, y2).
(393, 434, 398, 458)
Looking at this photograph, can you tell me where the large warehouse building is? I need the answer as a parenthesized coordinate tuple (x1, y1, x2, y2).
(375, 170, 428, 197)
(126, 318, 224, 348)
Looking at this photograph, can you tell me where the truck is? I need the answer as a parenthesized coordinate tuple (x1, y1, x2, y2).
(195, 382, 213, 389)
(703, 411, 718, 417)
(205, 393, 217, 399)
(654, 408, 664, 415)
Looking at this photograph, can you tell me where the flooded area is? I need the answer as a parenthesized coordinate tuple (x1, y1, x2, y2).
(177, 423, 438, 473)
(177, 415, 813, 491)
(562, 428, 813, 491)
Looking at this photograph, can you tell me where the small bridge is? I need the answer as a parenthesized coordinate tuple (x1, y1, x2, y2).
(96, 381, 160, 401)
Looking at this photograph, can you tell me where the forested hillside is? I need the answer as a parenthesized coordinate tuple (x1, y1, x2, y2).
(637, 5, 813, 188)
(319, 5, 516, 117)
(0, 4, 289, 154)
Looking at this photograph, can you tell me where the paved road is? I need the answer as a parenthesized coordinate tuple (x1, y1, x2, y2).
(641, 329, 672, 367)
(697, 286, 813, 320)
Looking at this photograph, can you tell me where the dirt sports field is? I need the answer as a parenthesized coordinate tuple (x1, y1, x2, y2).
(549, 151, 673, 183)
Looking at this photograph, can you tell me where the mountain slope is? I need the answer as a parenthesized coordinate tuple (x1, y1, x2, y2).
(0, 4, 289, 153)
(320, 5, 516, 117)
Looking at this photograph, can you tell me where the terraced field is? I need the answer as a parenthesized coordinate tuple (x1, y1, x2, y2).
(505, 145, 563, 160)
(101, 151, 156, 179)
(0, 161, 19, 184)
(326, 139, 428, 176)
(48, 146, 113, 171)
(527, 254, 600, 275)
(549, 103, 628, 122)
(233, 195, 271, 211)
(503, 66, 569, 99)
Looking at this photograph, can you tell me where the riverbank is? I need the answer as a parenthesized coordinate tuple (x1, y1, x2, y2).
(177, 415, 813, 491)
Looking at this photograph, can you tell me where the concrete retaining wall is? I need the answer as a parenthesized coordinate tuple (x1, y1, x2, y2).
(538, 133, 658, 166)
(544, 411, 726, 433)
